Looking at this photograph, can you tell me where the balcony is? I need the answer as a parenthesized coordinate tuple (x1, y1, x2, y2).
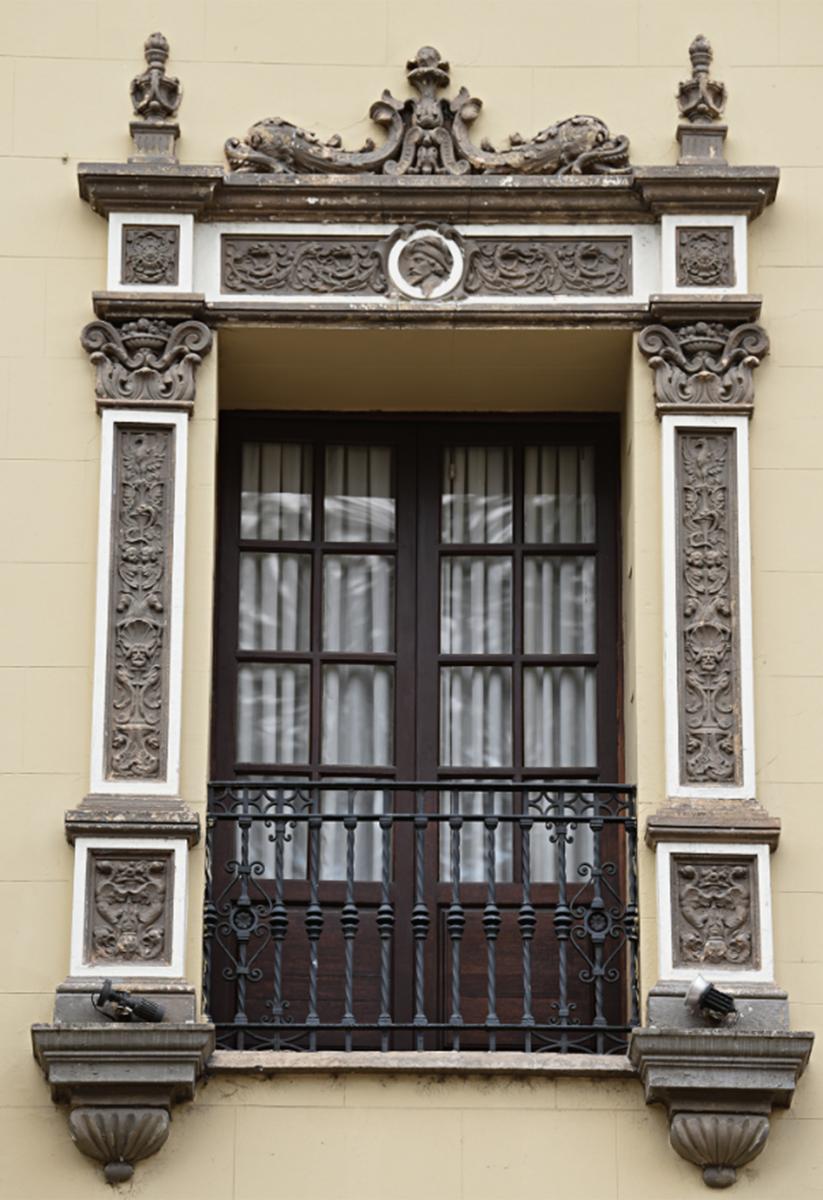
(204, 781, 638, 1054)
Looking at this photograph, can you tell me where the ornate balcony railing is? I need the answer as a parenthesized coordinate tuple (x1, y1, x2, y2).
(204, 781, 639, 1054)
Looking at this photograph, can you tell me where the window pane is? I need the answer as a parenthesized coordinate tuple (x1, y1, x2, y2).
(237, 664, 310, 763)
(319, 785, 388, 882)
(440, 666, 512, 767)
(239, 552, 311, 651)
(441, 556, 512, 653)
(523, 556, 596, 653)
(442, 446, 513, 544)
(523, 666, 596, 767)
(241, 442, 312, 540)
(322, 664, 394, 765)
(524, 445, 595, 543)
(324, 445, 395, 541)
(439, 788, 513, 883)
(323, 555, 394, 652)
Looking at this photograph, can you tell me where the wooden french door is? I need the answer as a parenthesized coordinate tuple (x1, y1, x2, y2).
(211, 414, 620, 1047)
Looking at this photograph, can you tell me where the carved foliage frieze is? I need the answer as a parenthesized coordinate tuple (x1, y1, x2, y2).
(122, 225, 180, 286)
(676, 226, 735, 288)
(464, 237, 631, 296)
(672, 855, 757, 968)
(80, 318, 213, 410)
(639, 322, 768, 414)
(676, 430, 742, 787)
(105, 426, 174, 781)
(86, 850, 173, 965)
(222, 236, 386, 295)
(225, 45, 630, 177)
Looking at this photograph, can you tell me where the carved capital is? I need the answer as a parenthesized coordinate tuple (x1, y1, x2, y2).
(639, 322, 768, 416)
(670, 1112, 769, 1189)
(69, 1105, 169, 1184)
(80, 317, 212, 412)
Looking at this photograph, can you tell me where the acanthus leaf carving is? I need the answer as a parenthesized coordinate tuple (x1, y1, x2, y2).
(464, 237, 630, 296)
(222, 236, 387, 295)
(673, 857, 756, 968)
(90, 854, 170, 964)
(80, 317, 213, 409)
(225, 45, 631, 178)
(638, 322, 768, 414)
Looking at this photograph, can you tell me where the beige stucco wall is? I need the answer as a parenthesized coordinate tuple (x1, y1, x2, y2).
(1, 1, 822, 1197)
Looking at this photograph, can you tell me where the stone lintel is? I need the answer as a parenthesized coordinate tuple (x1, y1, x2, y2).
(65, 796, 200, 846)
(646, 801, 780, 851)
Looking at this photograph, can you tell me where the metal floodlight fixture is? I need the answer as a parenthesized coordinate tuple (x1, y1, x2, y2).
(92, 978, 166, 1024)
(684, 974, 737, 1022)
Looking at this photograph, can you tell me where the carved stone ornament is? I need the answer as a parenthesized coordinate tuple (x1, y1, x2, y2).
(87, 851, 172, 965)
(464, 236, 631, 296)
(676, 227, 735, 288)
(129, 32, 182, 161)
(638, 323, 769, 415)
(672, 856, 757, 969)
(222, 235, 387, 295)
(122, 224, 180, 286)
(70, 1106, 169, 1184)
(80, 317, 213, 410)
(669, 1113, 769, 1189)
(105, 426, 173, 781)
(677, 431, 741, 787)
(225, 45, 631, 177)
(386, 224, 464, 298)
(678, 36, 726, 124)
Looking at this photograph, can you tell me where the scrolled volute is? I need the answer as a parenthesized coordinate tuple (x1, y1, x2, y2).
(225, 45, 630, 178)
(80, 317, 213, 410)
(638, 321, 769, 414)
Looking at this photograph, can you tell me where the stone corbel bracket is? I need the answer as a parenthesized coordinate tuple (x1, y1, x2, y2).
(630, 1029, 813, 1188)
(31, 1021, 214, 1182)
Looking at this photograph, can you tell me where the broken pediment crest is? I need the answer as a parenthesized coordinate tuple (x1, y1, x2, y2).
(224, 45, 631, 177)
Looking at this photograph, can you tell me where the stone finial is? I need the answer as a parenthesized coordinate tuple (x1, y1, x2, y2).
(129, 33, 181, 162)
(677, 36, 728, 164)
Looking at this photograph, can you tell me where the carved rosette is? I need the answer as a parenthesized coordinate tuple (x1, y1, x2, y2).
(225, 45, 630, 177)
(676, 227, 735, 288)
(88, 851, 171, 965)
(677, 431, 741, 787)
(672, 856, 757, 968)
(80, 317, 212, 411)
(669, 1113, 769, 1189)
(122, 225, 180, 286)
(638, 323, 768, 416)
(69, 1106, 170, 1184)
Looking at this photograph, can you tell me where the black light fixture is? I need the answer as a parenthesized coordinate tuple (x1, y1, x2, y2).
(684, 974, 737, 1022)
(92, 979, 166, 1023)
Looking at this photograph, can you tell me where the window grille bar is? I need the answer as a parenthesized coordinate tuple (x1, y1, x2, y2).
(518, 812, 535, 1053)
(412, 792, 430, 1050)
(305, 799, 323, 1052)
(447, 793, 465, 1051)
(377, 798, 394, 1052)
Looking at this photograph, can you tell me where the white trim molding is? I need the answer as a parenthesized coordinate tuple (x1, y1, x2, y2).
(656, 841, 773, 984)
(662, 414, 755, 800)
(107, 212, 194, 293)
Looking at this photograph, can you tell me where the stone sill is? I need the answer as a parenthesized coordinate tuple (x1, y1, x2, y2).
(208, 1050, 636, 1077)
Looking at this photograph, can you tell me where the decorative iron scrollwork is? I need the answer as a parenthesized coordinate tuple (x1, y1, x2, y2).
(225, 45, 631, 177)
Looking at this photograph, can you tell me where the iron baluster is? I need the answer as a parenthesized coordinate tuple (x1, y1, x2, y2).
(201, 810, 217, 1022)
(412, 791, 430, 1050)
(376, 795, 394, 1052)
(231, 790, 254, 1049)
(518, 810, 536, 1052)
(589, 797, 607, 1054)
(553, 796, 572, 1052)
(626, 799, 640, 1028)
(304, 791, 323, 1051)
(483, 792, 501, 1050)
(447, 791, 465, 1050)
(269, 788, 289, 1049)
(340, 788, 360, 1051)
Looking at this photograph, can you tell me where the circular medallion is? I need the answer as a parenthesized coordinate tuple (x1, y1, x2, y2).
(387, 227, 464, 300)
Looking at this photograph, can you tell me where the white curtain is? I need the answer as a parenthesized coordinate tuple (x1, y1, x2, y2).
(524, 445, 595, 543)
(241, 442, 312, 540)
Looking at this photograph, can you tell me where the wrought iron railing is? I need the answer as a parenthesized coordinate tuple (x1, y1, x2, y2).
(204, 781, 638, 1054)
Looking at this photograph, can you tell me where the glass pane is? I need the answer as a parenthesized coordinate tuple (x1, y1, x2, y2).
(244, 782, 310, 882)
(524, 445, 595, 543)
(523, 666, 596, 767)
(324, 445, 395, 541)
(442, 446, 513, 544)
(523, 556, 596, 653)
(236, 664, 310, 763)
(323, 555, 394, 652)
(441, 556, 512, 653)
(322, 664, 394, 765)
(238, 552, 311, 651)
(440, 666, 512, 767)
(319, 785, 388, 882)
(439, 788, 513, 883)
(241, 442, 312, 540)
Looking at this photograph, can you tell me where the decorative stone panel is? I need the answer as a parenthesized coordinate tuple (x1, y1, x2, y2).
(221, 234, 387, 295)
(676, 227, 735, 288)
(122, 224, 180, 286)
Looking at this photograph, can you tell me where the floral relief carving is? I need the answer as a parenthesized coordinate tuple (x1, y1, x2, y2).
(105, 428, 173, 780)
(638, 322, 768, 414)
(80, 317, 212, 409)
(678, 431, 741, 786)
(122, 225, 180, 286)
(89, 854, 171, 963)
(225, 45, 630, 177)
(673, 857, 756, 968)
(221, 236, 386, 295)
(676, 227, 735, 288)
(464, 238, 630, 296)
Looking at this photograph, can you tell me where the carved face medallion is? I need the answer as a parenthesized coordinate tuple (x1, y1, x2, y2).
(387, 228, 464, 299)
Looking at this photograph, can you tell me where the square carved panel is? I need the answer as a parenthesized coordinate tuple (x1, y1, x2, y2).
(121, 224, 180, 286)
(83, 847, 174, 968)
(676, 225, 735, 288)
(670, 853, 760, 971)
